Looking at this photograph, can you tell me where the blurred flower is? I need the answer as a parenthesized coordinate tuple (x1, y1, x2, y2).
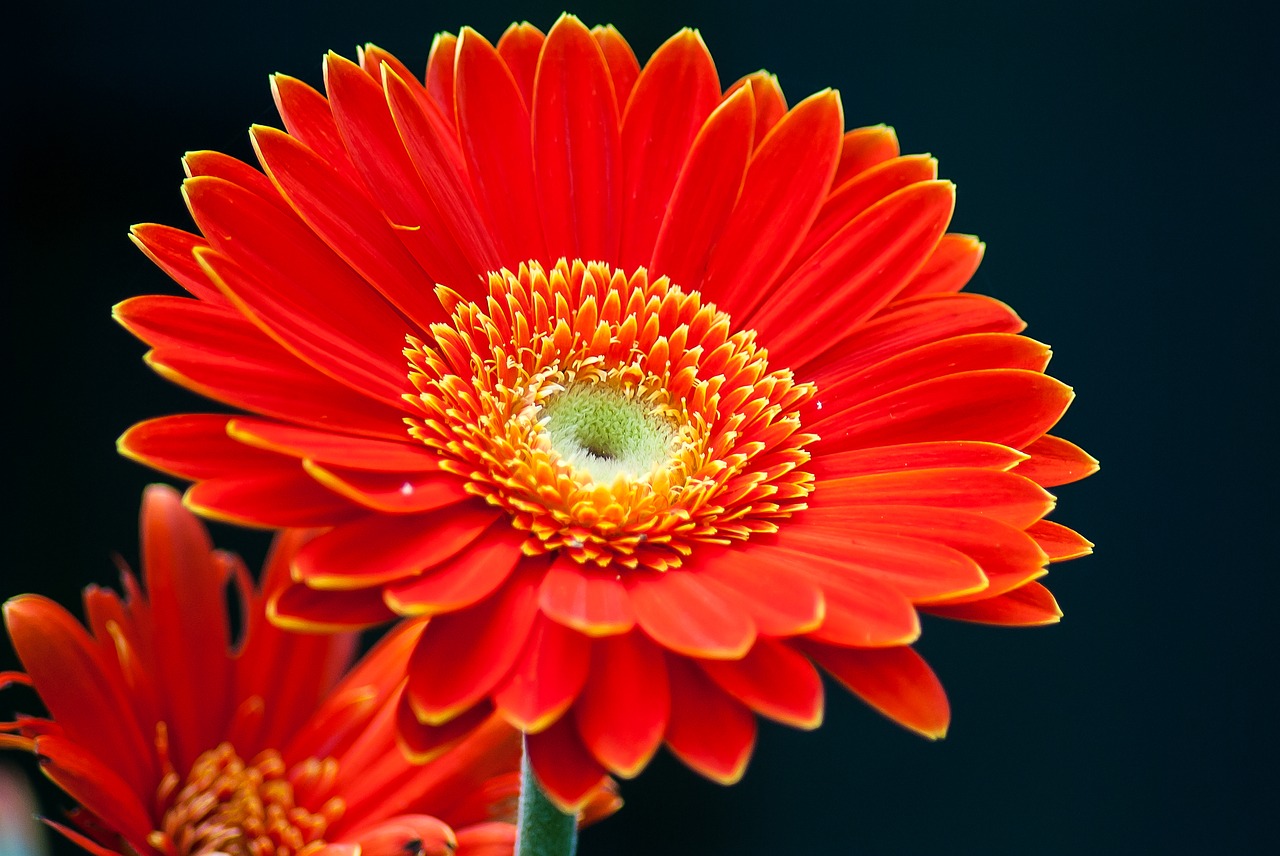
(1, 486, 616, 855)
(116, 15, 1096, 809)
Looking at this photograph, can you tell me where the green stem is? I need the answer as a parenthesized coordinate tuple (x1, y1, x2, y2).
(515, 735, 578, 856)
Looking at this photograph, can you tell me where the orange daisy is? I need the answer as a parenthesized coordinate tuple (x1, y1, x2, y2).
(116, 15, 1096, 810)
(1, 485, 616, 855)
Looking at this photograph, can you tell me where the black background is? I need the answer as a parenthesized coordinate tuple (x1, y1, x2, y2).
(3, 0, 1275, 853)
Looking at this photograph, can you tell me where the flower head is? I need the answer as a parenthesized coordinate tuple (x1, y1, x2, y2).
(1, 486, 616, 854)
(116, 16, 1097, 809)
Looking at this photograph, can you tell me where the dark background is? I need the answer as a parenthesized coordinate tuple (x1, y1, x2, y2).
(3, 0, 1275, 853)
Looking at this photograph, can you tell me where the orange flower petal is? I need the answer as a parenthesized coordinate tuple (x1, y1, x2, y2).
(270, 72, 367, 188)
(627, 570, 756, 659)
(116, 413, 282, 481)
(694, 547, 826, 637)
(758, 181, 956, 367)
(821, 369, 1072, 455)
(802, 642, 950, 739)
(4, 598, 155, 794)
(227, 417, 441, 471)
(1027, 519, 1096, 561)
(533, 14, 623, 263)
(34, 735, 155, 854)
(663, 654, 756, 784)
(704, 88, 843, 318)
(323, 51, 480, 290)
(832, 124, 900, 185)
(572, 632, 669, 777)
(698, 637, 824, 729)
(617, 28, 721, 269)
(251, 123, 455, 335)
(526, 717, 610, 813)
(491, 614, 591, 733)
(385, 523, 526, 617)
(649, 83, 755, 291)
(896, 232, 986, 298)
(294, 504, 500, 590)
(268, 581, 397, 632)
(813, 467, 1055, 529)
(1014, 434, 1101, 487)
(405, 566, 540, 725)
(592, 24, 641, 109)
(495, 22, 543, 105)
(185, 468, 359, 529)
(538, 557, 636, 637)
(924, 581, 1063, 626)
(127, 223, 224, 303)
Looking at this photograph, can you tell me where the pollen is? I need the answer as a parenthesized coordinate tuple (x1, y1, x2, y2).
(405, 259, 817, 571)
(149, 742, 343, 856)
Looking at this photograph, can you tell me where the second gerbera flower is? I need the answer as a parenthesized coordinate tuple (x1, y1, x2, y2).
(117, 14, 1096, 809)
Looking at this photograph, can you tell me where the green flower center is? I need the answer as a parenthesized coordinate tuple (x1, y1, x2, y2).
(541, 383, 676, 484)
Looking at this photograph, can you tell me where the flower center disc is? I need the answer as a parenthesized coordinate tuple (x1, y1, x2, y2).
(541, 382, 677, 484)
(406, 259, 817, 572)
(151, 743, 341, 856)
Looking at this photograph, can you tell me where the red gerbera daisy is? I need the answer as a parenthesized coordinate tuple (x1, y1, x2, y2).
(116, 15, 1096, 810)
(0, 485, 617, 855)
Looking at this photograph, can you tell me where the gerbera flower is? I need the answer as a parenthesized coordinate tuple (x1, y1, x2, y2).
(1, 485, 617, 855)
(116, 15, 1096, 810)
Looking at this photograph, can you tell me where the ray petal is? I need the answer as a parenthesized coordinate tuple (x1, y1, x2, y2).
(801, 642, 950, 738)
(572, 631, 669, 777)
(533, 14, 623, 263)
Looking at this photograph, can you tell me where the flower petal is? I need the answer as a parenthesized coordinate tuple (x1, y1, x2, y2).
(3, 598, 154, 795)
(405, 565, 540, 725)
(384, 523, 527, 617)
(495, 22, 544, 104)
(128, 223, 224, 303)
(758, 181, 956, 368)
(703, 89, 843, 318)
(1014, 434, 1100, 487)
(33, 735, 155, 854)
(802, 642, 950, 738)
(227, 417, 441, 471)
(924, 581, 1063, 626)
(812, 467, 1056, 529)
(1027, 519, 1095, 561)
(694, 547, 825, 636)
(649, 84, 755, 290)
(808, 333, 1051, 420)
(617, 28, 720, 269)
(572, 632, 669, 777)
(268, 581, 397, 632)
(250, 123, 450, 333)
(663, 654, 756, 784)
(454, 27, 545, 265)
(896, 232, 986, 298)
(323, 51, 479, 290)
(833, 124, 900, 185)
(117, 414, 282, 481)
(538, 557, 636, 637)
(627, 570, 755, 659)
(810, 369, 1074, 455)
(491, 614, 591, 732)
(526, 716, 610, 813)
(697, 637, 823, 729)
(301, 460, 470, 514)
(294, 503, 501, 590)
(533, 14, 623, 263)
(185, 468, 359, 529)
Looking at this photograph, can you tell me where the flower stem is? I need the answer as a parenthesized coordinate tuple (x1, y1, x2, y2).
(515, 735, 578, 856)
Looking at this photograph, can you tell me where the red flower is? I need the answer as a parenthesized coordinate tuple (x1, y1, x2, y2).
(1, 485, 617, 855)
(116, 16, 1096, 810)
